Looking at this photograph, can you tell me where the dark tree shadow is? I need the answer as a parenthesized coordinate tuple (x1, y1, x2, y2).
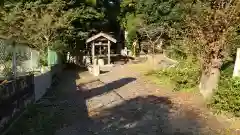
(88, 96, 216, 135)
(111, 55, 135, 65)
(79, 77, 136, 99)
(55, 64, 136, 135)
(50, 64, 217, 135)
(100, 70, 109, 74)
(53, 64, 91, 135)
(220, 60, 234, 71)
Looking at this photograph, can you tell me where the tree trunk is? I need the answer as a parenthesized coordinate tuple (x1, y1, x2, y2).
(199, 67, 220, 98)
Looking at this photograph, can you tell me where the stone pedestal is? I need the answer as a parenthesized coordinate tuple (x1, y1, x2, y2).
(87, 66, 92, 73)
(98, 59, 104, 67)
(139, 51, 146, 56)
(128, 51, 133, 57)
(84, 56, 91, 66)
(92, 64, 100, 76)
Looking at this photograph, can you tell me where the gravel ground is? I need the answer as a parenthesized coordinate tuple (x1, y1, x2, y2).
(53, 62, 233, 135)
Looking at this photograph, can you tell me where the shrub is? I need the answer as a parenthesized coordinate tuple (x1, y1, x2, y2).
(211, 63, 240, 116)
(211, 77, 240, 116)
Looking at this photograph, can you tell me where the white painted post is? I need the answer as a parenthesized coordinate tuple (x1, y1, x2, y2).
(233, 48, 240, 77)
(108, 40, 110, 65)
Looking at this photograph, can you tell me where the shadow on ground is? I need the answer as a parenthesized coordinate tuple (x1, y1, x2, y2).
(90, 95, 216, 135)
(79, 77, 136, 99)
(54, 64, 215, 135)
(5, 64, 216, 135)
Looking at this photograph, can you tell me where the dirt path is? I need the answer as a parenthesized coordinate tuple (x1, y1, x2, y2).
(50, 63, 238, 135)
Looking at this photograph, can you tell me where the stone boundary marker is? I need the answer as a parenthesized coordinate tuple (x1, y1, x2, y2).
(233, 48, 240, 77)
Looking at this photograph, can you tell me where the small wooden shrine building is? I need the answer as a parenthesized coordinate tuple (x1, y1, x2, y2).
(86, 32, 117, 65)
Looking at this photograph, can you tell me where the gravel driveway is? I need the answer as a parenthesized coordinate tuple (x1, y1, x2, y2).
(53, 63, 232, 135)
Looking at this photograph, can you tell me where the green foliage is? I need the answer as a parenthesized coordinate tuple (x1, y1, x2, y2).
(2, 61, 12, 77)
(211, 77, 240, 116)
(165, 37, 203, 60)
(120, 0, 240, 66)
(210, 63, 240, 116)
(119, 0, 139, 50)
(147, 60, 200, 91)
(39, 51, 48, 66)
(0, 40, 12, 71)
(121, 0, 240, 99)
(185, 0, 240, 73)
(136, 0, 185, 24)
(1, 0, 70, 50)
(0, 0, 104, 53)
(123, 14, 143, 49)
(49, 40, 67, 54)
(86, 0, 96, 6)
(119, 0, 240, 116)
(119, 8, 143, 49)
(119, 0, 189, 54)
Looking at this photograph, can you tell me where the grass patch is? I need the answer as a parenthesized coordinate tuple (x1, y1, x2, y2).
(145, 70, 174, 88)
(145, 60, 200, 92)
(145, 70, 170, 87)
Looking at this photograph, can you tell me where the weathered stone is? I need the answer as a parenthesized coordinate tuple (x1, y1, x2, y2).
(98, 59, 104, 67)
(92, 65, 100, 76)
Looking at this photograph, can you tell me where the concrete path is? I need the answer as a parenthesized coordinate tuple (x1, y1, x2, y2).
(54, 64, 229, 135)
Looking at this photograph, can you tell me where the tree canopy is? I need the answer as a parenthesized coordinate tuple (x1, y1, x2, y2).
(1, 0, 240, 98)
(0, 0, 105, 52)
(119, 0, 240, 97)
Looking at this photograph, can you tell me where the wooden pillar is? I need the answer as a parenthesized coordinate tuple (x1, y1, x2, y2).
(92, 42, 95, 64)
(108, 40, 110, 65)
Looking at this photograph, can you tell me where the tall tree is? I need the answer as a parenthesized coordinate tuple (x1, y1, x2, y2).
(186, 0, 240, 97)
(119, 0, 240, 98)
(0, 0, 104, 53)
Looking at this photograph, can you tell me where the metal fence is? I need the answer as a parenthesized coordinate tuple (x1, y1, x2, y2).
(0, 38, 66, 134)
(0, 38, 40, 80)
(0, 74, 34, 133)
(0, 39, 12, 79)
